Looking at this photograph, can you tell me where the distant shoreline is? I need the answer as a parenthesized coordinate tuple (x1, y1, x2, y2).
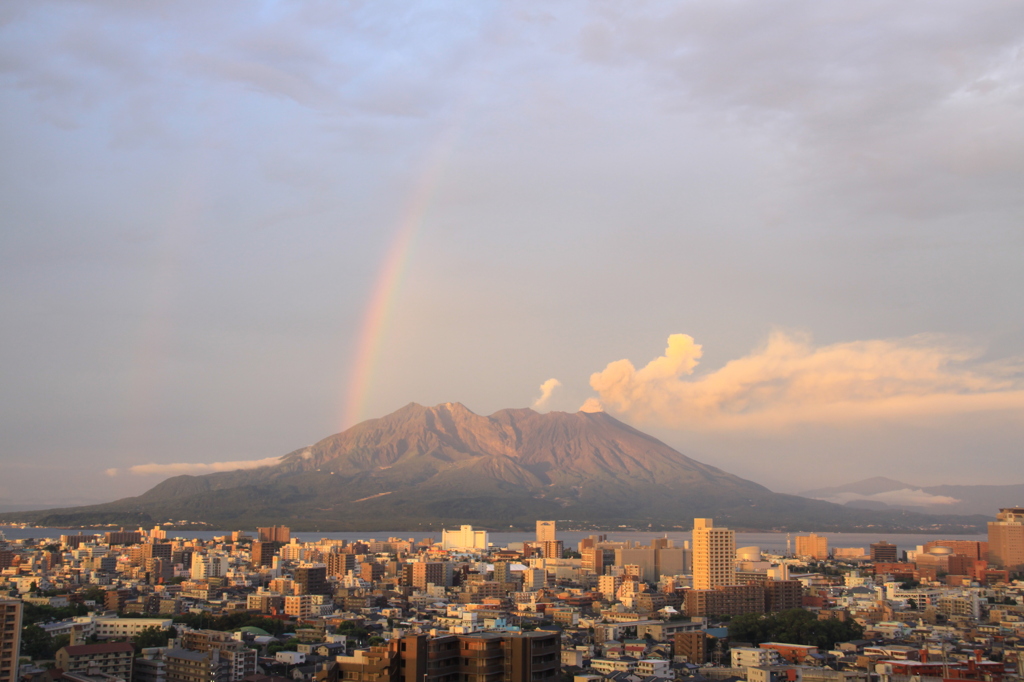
(0, 526, 986, 555)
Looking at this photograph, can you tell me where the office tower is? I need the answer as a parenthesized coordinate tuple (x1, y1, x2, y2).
(250, 540, 280, 567)
(257, 526, 291, 543)
(870, 541, 898, 563)
(0, 599, 22, 682)
(795, 533, 829, 560)
(412, 562, 453, 590)
(294, 563, 330, 595)
(541, 541, 563, 560)
(536, 520, 556, 543)
(988, 508, 1024, 570)
(326, 552, 356, 577)
(692, 518, 735, 589)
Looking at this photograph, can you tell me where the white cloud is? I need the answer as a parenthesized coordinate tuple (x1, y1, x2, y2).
(817, 489, 961, 508)
(579, 398, 604, 413)
(105, 468, 119, 477)
(590, 331, 1024, 431)
(532, 378, 561, 408)
(128, 456, 281, 476)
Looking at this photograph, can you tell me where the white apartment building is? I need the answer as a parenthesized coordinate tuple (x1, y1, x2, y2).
(693, 518, 736, 590)
(732, 647, 780, 668)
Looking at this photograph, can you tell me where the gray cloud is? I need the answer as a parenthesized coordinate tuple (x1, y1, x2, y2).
(2, 0, 1024, 502)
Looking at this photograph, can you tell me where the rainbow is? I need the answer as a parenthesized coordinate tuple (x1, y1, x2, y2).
(340, 132, 456, 430)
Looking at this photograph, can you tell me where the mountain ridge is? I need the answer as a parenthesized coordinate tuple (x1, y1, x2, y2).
(2, 403, 992, 532)
(798, 476, 1024, 516)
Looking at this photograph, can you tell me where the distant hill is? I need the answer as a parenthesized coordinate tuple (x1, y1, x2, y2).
(3, 403, 992, 532)
(799, 476, 1024, 516)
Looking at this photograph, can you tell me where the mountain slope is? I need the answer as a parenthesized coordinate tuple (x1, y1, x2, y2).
(5, 403, 991, 532)
(799, 476, 1024, 516)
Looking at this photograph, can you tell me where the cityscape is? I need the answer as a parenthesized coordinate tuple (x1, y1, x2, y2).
(4, 4, 1024, 682)
(3, 513, 1024, 682)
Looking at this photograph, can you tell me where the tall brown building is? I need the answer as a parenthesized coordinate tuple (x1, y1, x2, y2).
(795, 534, 828, 560)
(870, 541, 898, 563)
(988, 508, 1024, 571)
(411, 562, 452, 590)
(164, 647, 229, 682)
(540, 541, 564, 560)
(0, 599, 22, 682)
(360, 561, 385, 584)
(257, 526, 291, 543)
(581, 547, 614, 575)
(327, 552, 356, 577)
(324, 631, 559, 682)
(685, 583, 764, 617)
(294, 563, 330, 595)
(683, 580, 801, 618)
(764, 580, 804, 612)
(251, 540, 281, 567)
(176, 630, 257, 682)
(674, 631, 708, 664)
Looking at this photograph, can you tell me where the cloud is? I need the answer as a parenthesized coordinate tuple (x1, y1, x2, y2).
(105, 468, 118, 477)
(590, 332, 1024, 431)
(579, 398, 604, 413)
(128, 456, 281, 477)
(532, 378, 561, 408)
(817, 489, 961, 508)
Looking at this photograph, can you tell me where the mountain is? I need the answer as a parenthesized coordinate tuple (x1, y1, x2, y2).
(799, 477, 1024, 516)
(4, 403, 992, 532)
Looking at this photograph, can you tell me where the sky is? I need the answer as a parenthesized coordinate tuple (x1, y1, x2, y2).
(3, 0, 1024, 511)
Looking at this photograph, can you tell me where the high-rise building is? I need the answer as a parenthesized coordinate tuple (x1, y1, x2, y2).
(257, 526, 291, 544)
(692, 518, 735, 589)
(988, 508, 1024, 571)
(326, 552, 356, 577)
(251, 541, 281, 567)
(441, 525, 488, 551)
(294, 563, 330, 595)
(536, 520, 556, 543)
(674, 631, 708, 664)
(870, 541, 898, 563)
(411, 561, 453, 590)
(381, 631, 559, 682)
(598, 574, 623, 601)
(795, 533, 829, 560)
(540, 540, 563, 560)
(0, 599, 22, 682)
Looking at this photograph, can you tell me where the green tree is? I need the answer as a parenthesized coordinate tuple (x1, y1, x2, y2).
(133, 626, 173, 651)
(727, 610, 863, 649)
(21, 624, 55, 660)
(81, 585, 106, 604)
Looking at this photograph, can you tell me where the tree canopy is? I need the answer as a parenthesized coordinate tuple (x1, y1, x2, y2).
(728, 609, 863, 650)
(173, 612, 286, 636)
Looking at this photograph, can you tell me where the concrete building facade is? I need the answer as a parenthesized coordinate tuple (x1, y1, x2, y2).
(692, 518, 735, 589)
